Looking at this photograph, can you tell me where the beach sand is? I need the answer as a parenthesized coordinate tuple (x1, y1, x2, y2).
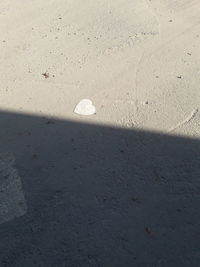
(0, 1, 200, 266)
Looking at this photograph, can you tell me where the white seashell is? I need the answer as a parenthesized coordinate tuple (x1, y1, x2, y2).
(74, 99, 96, 116)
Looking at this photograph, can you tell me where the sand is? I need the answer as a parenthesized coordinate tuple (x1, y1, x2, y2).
(0, 1, 200, 266)
(0, 0, 199, 134)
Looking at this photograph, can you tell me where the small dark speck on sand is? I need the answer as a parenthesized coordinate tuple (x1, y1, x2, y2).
(42, 72, 49, 79)
(32, 154, 38, 160)
(176, 208, 182, 212)
(145, 227, 152, 234)
(46, 119, 55, 125)
(131, 197, 141, 204)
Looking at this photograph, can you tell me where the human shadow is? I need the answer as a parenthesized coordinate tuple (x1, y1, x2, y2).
(0, 110, 199, 267)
